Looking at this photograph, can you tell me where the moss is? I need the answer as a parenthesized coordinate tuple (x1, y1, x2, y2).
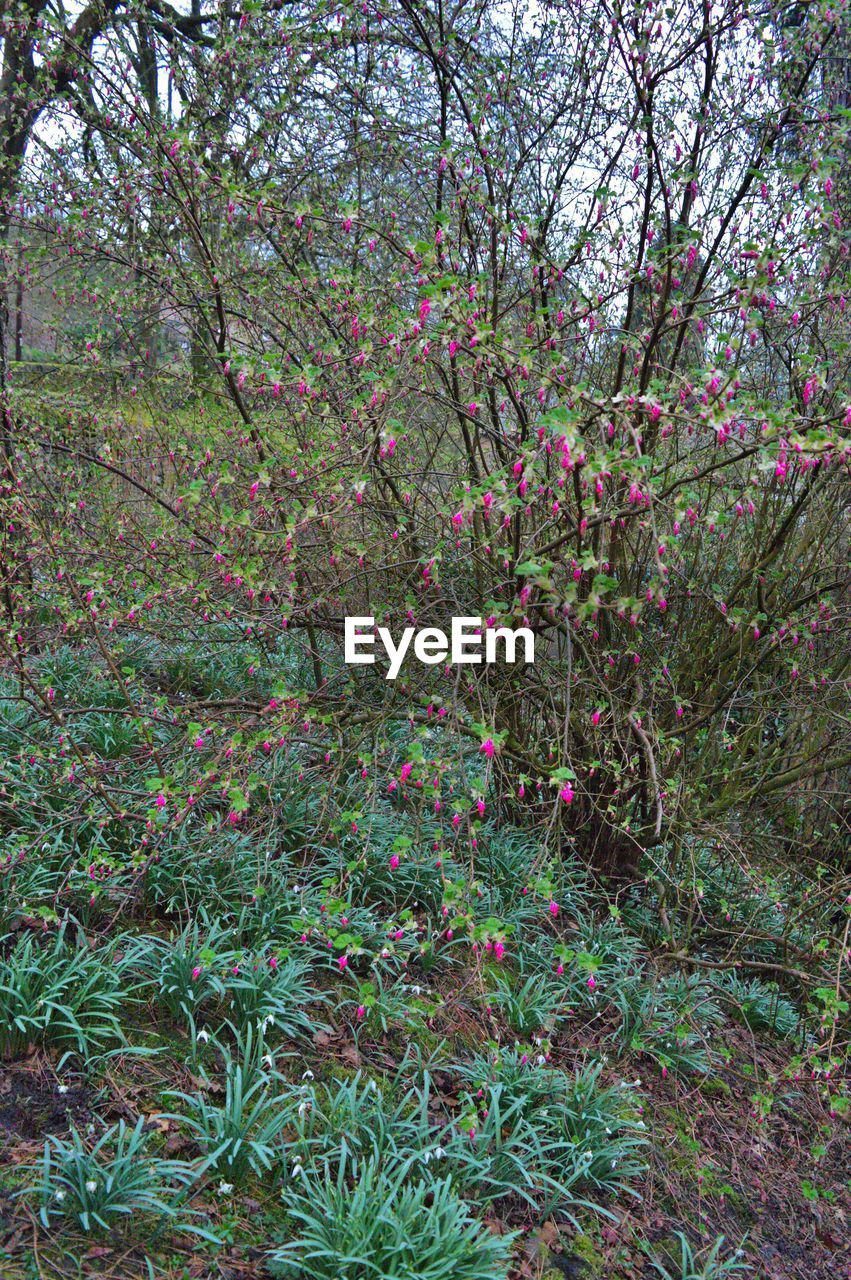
(699, 1075, 733, 1099)
(568, 1231, 607, 1277)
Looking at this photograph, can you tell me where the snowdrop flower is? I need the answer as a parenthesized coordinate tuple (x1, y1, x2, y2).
(54, 1189, 66, 1202)
(84, 1180, 98, 1193)
(262, 1053, 274, 1067)
(298, 1100, 311, 1117)
(57, 1084, 68, 1095)
(217, 1181, 233, 1196)
(196, 1028, 210, 1044)
(302, 1069, 314, 1081)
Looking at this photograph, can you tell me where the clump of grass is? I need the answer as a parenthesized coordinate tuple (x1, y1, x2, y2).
(22, 1118, 208, 1238)
(0, 925, 128, 1063)
(269, 1158, 516, 1280)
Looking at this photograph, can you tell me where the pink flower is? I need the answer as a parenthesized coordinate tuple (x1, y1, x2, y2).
(356, 1004, 366, 1020)
(155, 793, 166, 808)
(591, 709, 601, 726)
(191, 966, 201, 981)
(560, 784, 574, 804)
(549, 900, 559, 917)
(587, 974, 597, 991)
(389, 853, 400, 870)
(269, 956, 278, 971)
(480, 738, 495, 758)
(476, 799, 486, 817)
(338, 955, 348, 970)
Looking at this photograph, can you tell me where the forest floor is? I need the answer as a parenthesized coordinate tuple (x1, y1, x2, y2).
(0, 641, 847, 1280)
(1, 969, 848, 1280)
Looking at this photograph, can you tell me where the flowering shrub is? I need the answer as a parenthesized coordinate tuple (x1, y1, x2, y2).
(0, 0, 848, 1273)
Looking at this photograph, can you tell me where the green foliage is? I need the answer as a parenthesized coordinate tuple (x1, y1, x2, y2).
(284, 1071, 434, 1181)
(487, 969, 565, 1035)
(645, 1232, 751, 1279)
(609, 972, 719, 1075)
(22, 1118, 199, 1235)
(0, 926, 127, 1063)
(223, 949, 326, 1039)
(125, 914, 235, 1019)
(269, 1159, 515, 1280)
(717, 973, 799, 1038)
(446, 1058, 647, 1220)
(165, 1026, 290, 1180)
